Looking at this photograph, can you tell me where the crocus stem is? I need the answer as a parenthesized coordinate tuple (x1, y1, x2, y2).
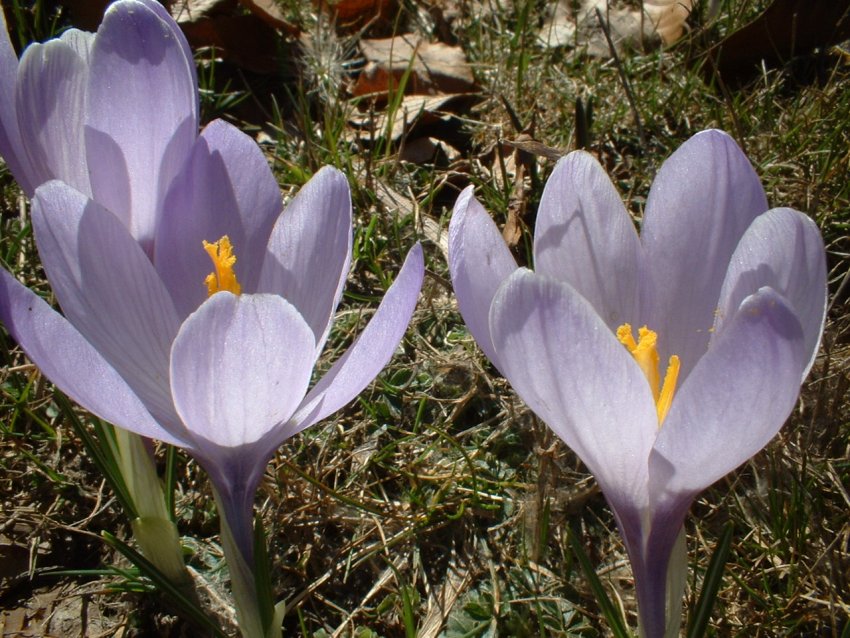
(112, 428, 195, 597)
(213, 487, 281, 638)
(664, 527, 687, 638)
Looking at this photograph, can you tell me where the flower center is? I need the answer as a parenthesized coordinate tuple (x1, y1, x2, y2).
(203, 236, 242, 296)
(616, 324, 680, 425)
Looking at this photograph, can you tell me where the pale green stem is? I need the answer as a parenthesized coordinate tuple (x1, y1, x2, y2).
(112, 428, 194, 594)
(664, 527, 688, 638)
(212, 487, 282, 638)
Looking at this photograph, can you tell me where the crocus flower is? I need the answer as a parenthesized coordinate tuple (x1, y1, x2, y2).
(0, 0, 202, 590)
(449, 130, 826, 638)
(0, 2, 424, 635)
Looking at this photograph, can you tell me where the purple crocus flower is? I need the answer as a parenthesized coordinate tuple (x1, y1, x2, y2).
(0, 0, 198, 232)
(449, 130, 826, 638)
(0, 1, 425, 627)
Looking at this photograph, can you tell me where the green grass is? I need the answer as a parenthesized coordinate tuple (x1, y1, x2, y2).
(1, 0, 849, 636)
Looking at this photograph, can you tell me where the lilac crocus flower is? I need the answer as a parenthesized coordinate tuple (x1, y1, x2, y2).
(0, 2, 424, 633)
(449, 130, 826, 638)
(0, 0, 203, 590)
(0, 0, 198, 232)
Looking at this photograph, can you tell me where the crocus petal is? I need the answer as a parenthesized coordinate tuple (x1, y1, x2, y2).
(85, 0, 198, 253)
(0, 12, 34, 195)
(448, 187, 517, 371)
(258, 166, 352, 355)
(156, 119, 282, 317)
(533, 151, 642, 329)
(16, 31, 93, 196)
(32, 181, 182, 430)
(649, 287, 805, 502)
(641, 130, 769, 379)
(715, 207, 826, 379)
(170, 292, 315, 452)
(489, 268, 658, 512)
(285, 243, 424, 438)
(0, 268, 183, 446)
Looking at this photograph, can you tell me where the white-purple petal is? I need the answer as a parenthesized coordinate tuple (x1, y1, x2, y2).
(649, 287, 805, 502)
(16, 32, 93, 196)
(258, 166, 352, 354)
(641, 130, 769, 380)
(0, 12, 35, 195)
(170, 293, 315, 453)
(448, 187, 517, 371)
(533, 151, 642, 329)
(156, 119, 282, 317)
(32, 181, 182, 430)
(85, 0, 198, 253)
(715, 207, 826, 379)
(286, 243, 424, 438)
(488, 268, 657, 513)
(0, 268, 183, 446)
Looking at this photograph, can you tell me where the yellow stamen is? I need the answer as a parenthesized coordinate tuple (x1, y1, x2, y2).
(617, 323, 680, 426)
(656, 355, 680, 425)
(203, 236, 242, 296)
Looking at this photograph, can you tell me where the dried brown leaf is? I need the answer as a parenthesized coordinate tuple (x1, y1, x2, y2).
(705, 0, 850, 87)
(319, 0, 398, 32)
(349, 93, 476, 143)
(538, 0, 692, 57)
(238, 0, 298, 33)
(352, 34, 477, 101)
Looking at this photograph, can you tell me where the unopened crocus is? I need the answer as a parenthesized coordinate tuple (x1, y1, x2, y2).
(449, 130, 826, 638)
(0, 3, 424, 636)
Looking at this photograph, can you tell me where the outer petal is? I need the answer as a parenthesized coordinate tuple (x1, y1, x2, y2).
(258, 166, 352, 355)
(32, 181, 182, 430)
(533, 151, 642, 329)
(489, 268, 658, 512)
(641, 130, 769, 379)
(285, 243, 424, 437)
(0, 12, 35, 195)
(16, 31, 93, 196)
(0, 269, 184, 447)
(649, 287, 805, 501)
(156, 119, 282, 318)
(715, 207, 826, 379)
(448, 187, 517, 371)
(85, 0, 198, 253)
(170, 293, 315, 452)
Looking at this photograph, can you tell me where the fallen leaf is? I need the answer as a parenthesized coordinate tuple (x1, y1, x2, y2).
(319, 0, 398, 32)
(349, 93, 477, 144)
(705, 0, 850, 87)
(170, 0, 288, 73)
(239, 0, 298, 33)
(352, 33, 477, 101)
(538, 0, 693, 57)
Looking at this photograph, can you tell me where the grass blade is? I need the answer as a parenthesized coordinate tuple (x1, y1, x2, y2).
(687, 522, 734, 638)
(568, 525, 631, 638)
